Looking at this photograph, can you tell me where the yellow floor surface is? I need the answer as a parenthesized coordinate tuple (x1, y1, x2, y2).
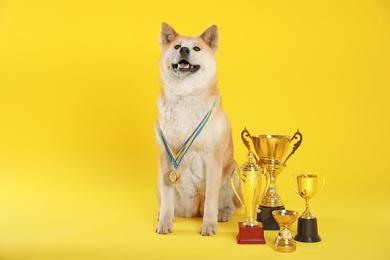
(0, 156, 388, 259)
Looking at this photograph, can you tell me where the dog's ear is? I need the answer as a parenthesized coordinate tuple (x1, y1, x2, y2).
(160, 23, 178, 50)
(200, 25, 219, 52)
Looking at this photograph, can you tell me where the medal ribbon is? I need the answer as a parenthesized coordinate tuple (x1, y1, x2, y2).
(158, 99, 217, 170)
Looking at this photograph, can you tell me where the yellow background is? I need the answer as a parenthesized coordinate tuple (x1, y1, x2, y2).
(1, 0, 389, 259)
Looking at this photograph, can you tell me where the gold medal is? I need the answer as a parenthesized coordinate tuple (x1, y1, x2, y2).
(167, 169, 181, 184)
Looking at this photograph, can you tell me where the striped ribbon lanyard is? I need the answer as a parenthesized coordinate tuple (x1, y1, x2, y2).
(158, 99, 217, 184)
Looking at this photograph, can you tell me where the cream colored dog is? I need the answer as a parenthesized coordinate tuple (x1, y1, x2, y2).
(155, 23, 238, 236)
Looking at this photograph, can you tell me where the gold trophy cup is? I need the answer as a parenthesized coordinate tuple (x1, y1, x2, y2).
(291, 174, 325, 242)
(272, 210, 299, 253)
(241, 128, 303, 230)
(230, 150, 269, 244)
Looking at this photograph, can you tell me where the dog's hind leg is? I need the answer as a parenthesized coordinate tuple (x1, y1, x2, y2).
(218, 161, 238, 222)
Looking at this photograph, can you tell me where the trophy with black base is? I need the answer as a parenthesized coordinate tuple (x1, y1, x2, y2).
(291, 174, 325, 242)
(241, 128, 302, 230)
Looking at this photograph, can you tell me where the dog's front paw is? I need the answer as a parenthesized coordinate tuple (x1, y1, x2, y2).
(218, 208, 235, 222)
(156, 221, 173, 234)
(200, 222, 217, 236)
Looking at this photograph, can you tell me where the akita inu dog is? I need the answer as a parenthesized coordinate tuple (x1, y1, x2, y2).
(155, 23, 238, 236)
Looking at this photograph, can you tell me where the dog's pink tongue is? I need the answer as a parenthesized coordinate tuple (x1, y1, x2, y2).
(179, 63, 190, 69)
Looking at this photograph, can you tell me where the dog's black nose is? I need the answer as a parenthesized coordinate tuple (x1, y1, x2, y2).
(180, 47, 190, 55)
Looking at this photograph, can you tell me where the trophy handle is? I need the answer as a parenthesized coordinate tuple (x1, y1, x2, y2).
(230, 168, 245, 213)
(316, 175, 326, 196)
(284, 130, 303, 166)
(255, 167, 271, 212)
(290, 175, 298, 194)
(241, 128, 259, 163)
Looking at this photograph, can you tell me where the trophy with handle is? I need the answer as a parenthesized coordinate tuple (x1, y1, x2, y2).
(241, 128, 302, 230)
(291, 174, 325, 242)
(230, 150, 269, 244)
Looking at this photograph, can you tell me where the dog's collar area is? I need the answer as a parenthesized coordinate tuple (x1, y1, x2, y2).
(172, 60, 200, 73)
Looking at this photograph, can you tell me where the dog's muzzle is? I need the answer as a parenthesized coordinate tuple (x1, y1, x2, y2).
(172, 59, 200, 74)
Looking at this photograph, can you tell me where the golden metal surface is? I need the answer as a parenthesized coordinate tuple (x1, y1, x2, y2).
(231, 151, 268, 227)
(166, 169, 181, 184)
(272, 210, 299, 253)
(293, 174, 325, 219)
(241, 128, 303, 207)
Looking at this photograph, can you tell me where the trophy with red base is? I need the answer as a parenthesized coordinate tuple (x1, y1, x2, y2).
(230, 150, 269, 244)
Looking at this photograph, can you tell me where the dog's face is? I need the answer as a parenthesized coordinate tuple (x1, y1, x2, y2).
(159, 23, 219, 88)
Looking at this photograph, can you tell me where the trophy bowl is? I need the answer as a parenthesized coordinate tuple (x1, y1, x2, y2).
(252, 134, 291, 164)
(272, 209, 299, 253)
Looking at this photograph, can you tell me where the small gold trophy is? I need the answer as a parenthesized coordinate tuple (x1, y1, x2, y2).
(230, 150, 269, 244)
(291, 174, 325, 242)
(241, 128, 303, 230)
(272, 210, 299, 253)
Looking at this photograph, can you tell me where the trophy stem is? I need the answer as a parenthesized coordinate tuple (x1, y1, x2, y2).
(243, 217, 259, 227)
(301, 198, 315, 219)
(259, 170, 285, 230)
(261, 174, 283, 207)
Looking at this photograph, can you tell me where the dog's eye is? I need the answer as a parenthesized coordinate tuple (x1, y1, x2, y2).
(193, 46, 201, 51)
(174, 45, 181, 50)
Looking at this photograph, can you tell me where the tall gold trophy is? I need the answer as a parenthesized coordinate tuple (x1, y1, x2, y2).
(242, 128, 303, 230)
(230, 150, 269, 244)
(291, 174, 325, 242)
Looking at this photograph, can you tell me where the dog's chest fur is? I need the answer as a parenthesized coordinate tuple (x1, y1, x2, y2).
(157, 96, 218, 154)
